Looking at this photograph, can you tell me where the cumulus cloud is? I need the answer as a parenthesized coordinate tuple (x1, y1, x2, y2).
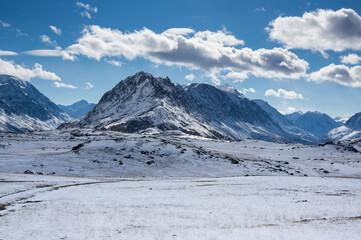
(104, 58, 123, 67)
(23, 49, 76, 61)
(265, 88, 304, 99)
(40, 35, 56, 46)
(0, 50, 17, 56)
(66, 26, 308, 81)
(340, 53, 361, 65)
(49, 25, 61, 35)
(242, 88, 256, 95)
(308, 64, 361, 87)
(54, 82, 77, 89)
(225, 71, 248, 82)
(0, 57, 61, 81)
(0, 20, 10, 28)
(185, 73, 195, 81)
(267, 8, 361, 52)
(84, 82, 94, 89)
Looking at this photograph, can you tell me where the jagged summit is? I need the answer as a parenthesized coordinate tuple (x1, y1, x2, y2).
(62, 71, 298, 142)
(0, 75, 71, 132)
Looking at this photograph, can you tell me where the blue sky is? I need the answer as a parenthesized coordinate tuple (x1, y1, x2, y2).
(0, 0, 360, 118)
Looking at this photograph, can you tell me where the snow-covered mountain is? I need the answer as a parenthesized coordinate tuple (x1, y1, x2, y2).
(323, 112, 361, 142)
(62, 72, 297, 142)
(345, 112, 361, 130)
(253, 99, 317, 143)
(58, 100, 96, 119)
(0, 75, 71, 132)
(293, 111, 343, 138)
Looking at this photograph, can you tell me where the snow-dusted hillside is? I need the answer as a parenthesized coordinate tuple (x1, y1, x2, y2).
(0, 75, 71, 132)
(62, 72, 301, 143)
(0, 129, 360, 178)
(58, 100, 96, 119)
(0, 129, 360, 239)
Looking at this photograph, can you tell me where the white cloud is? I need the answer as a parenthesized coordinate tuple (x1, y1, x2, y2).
(340, 53, 361, 65)
(265, 88, 304, 99)
(84, 82, 94, 89)
(104, 59, 123, 67)
(54, 82, 77, 89)
(242, 88, 256, 95)
(0, 57, 61, 81)
(163, 28, 195, 36)
(0, 50, 17, 56)
(76, 1, 98, 13)
(77, 1, 97, 18)
(40, 35, 56, 46)
(16, 29, 27, 37)
(185, 73, 195, 81)
(255, 7, 266, 12)
(267, 8, 361, 52)
(66, 26, 308, 81)
(49, 25, 61, 35)
(0, 20, 10, 28)
(23, 49, 76, 61)
(80, 11, 91, 19)
(225, 71, 248, 82)
(308, 64, 361, 87)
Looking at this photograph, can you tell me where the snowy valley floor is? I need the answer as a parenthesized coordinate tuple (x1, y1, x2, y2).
(0, 130, 360, 239)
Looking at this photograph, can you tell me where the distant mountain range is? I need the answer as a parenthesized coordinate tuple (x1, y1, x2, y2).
(58, 100, 96, 119)
(0, 72, 359, 143)
(253, 100, 318, 143)
(0, 74, 71, 132)
(323, 112, 361, 142)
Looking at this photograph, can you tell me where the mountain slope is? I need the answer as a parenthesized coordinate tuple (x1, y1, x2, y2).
(62, 72, 295, 142)
(294, 111, 343, 138)
(323, 112, 361, 142)
(345, 112, 361, 130)
(0, 75, 71, 132)
(58, 100, 96, 119)
(284, 111, 303, 123)
(253, 99, 317, 143)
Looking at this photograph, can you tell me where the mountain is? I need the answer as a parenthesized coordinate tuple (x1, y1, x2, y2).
(293, 111, 343, 138)
(284, 111, 303, 123)
(0, 75, 71, 132)
(58, 100, 96, 119)
(253, 99, 317, 143)
(323, 112, 361, 142)
(345, 112, 361, 130)
(62, 71, 296, 142)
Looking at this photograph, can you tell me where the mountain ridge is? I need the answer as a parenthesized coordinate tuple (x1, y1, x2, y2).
(0, 74, 71, 132)
(62, 72, 314, 143)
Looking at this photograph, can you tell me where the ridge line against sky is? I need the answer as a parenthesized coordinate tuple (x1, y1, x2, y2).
(0, 0, 360, 118)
